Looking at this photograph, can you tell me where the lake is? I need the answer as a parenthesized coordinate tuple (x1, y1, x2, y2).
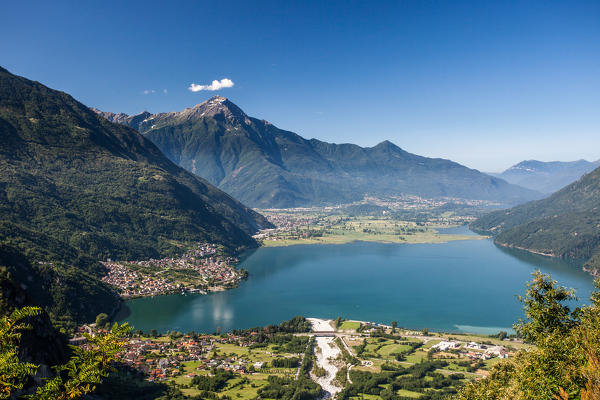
(119, 227, 595, 335)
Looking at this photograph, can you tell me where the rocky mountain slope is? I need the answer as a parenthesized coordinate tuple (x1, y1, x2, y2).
(99, 96, 542, 208)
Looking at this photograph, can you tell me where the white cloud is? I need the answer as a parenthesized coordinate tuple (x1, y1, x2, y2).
(188, 78, 234, 92)
(142, 89, 156, 95)
(163, 89, 168, 94)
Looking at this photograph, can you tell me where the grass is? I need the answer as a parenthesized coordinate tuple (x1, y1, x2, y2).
(263, 232, 481, 247)
(396, 389, 423, 398)
(166, 340, 297, 398)
(179, 374, 271, 399)
(422, 339, 441, 349)
(338, 321, 361, 331)
(404, 351, 428, 364)
(261, 215, 486, 247)
(350, 394, 381, 400)
(377, 343, 413, 358)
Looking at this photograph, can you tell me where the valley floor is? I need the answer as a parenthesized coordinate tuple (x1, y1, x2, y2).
(83, 316, 528, 399)
(255, 211, 487, 247)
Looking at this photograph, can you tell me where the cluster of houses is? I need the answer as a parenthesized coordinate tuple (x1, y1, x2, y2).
(100, 243, 241, 298)
(264, 213, 319, 229)
(116, 337, 204, 381)
(432, 340, 510, 360)
(111, 332, 280, 382)
(253, 212, 322, 241)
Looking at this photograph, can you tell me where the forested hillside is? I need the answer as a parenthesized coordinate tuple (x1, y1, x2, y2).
(472, 166, 600, 275)
(0, 67, 271, 327)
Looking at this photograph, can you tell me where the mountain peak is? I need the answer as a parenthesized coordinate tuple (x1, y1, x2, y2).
(373, 140, 402, 151)
(179, 96, 248, 123)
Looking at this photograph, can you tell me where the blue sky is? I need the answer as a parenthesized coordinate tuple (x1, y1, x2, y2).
(2, 0, 599, 171)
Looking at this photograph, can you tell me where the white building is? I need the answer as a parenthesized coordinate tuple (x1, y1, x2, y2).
(432, 341, 461, 351)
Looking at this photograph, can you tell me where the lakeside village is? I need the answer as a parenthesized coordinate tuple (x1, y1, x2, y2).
(101, 243, 245, 298)
(69, 317, 522, 399)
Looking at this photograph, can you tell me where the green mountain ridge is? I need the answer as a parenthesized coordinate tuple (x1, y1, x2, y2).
(471, 166, 600, 274)
(0, 67, 271, 327)
(97, 96, 542, 208)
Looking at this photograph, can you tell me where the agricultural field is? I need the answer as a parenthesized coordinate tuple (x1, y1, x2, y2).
(328, 321, 529, 399)
(256, 213, 485, 247)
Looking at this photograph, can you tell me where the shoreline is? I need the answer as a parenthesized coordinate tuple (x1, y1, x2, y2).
(261, 233, 488, 248)
(307, 317, 515, 337)
(495, 241, 557, 258)
(495, 241, 598, 277)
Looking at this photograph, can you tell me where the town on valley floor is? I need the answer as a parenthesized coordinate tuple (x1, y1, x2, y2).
(71, 316, 526, 399)
(253, 196, 492, 247)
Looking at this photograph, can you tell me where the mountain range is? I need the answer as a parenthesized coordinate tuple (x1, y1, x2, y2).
(471, 165, 600, 275)
(95, 96, 542, 208)
(0, 67, 271, 327)
(490, 159, 600, 194)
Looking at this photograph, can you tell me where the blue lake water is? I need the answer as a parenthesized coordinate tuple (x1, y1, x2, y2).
(119, 228, 595, 335)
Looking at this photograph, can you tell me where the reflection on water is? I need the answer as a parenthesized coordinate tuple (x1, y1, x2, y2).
(497, 245, 585, 275)
(121, 235, 595, 335)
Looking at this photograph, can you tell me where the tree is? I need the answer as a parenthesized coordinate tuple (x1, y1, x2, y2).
(335, 316, 343, 328)
(0, 306, 131, 399)
(514, 272, 579, 343)
(391, 321, 397, 333)
(95, 313, 109, 328)
(0, 307, 42, 398)
(150, 329, 158, 337)
(454, 272, 600, 400)
(32, 322, 133, 400)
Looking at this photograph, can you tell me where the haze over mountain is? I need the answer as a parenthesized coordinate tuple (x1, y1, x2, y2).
(490, 159, 600, 194)
(97, 96, 542, 209)
(472, 165, 600, 275)
(0, 67, 271, 327)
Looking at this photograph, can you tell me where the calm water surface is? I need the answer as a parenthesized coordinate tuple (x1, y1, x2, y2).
(119, 227, 594, 334)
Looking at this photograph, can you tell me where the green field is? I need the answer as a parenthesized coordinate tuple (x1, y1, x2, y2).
(396, 388, 423, 398)
(338, 321, 361, 331)
(258, 212, 488, 247)
(263, 229, 482, 247)
(178, 373, 272, 399)
(167, 341, 298, 399)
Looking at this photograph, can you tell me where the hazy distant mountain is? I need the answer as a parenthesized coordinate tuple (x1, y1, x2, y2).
(97, 96, 541, 208)
(472, 165, 600, 275)
(0, 67, 270, 326)
(490, 160, 600, 194)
